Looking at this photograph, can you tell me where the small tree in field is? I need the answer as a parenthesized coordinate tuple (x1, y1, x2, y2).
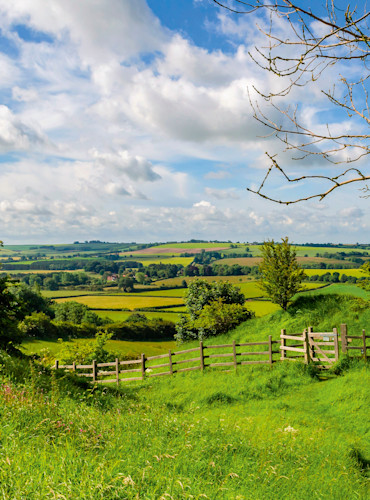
(258, 238, 306, 310)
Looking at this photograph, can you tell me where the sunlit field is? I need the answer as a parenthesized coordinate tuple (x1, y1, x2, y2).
(54, 295, 184, 310)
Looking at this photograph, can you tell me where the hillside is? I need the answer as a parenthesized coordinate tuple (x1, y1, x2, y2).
(0, 294, 369, 499)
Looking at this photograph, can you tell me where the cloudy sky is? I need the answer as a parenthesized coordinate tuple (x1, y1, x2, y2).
(0, 0, 368, 244)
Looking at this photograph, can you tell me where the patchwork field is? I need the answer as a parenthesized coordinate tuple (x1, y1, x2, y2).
(214, 256, 360, 267)
(245, 300, 281, 316)
(120, 242, 232, 256)
(54, 295, 184, 310)
(95, 310, 184, 322)
(133, 257, 194, 266)
(304, 268, 366, 278)
(22, 338, 176, 358)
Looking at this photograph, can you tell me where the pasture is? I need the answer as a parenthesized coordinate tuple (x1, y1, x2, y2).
(54, 295, 184, 310)
(22, 338, 176, 359)
(95, 310, 184, 322)
(304, 268, 366, 278)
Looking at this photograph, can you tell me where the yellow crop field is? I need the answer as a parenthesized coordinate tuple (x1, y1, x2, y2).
(54, 295, 184, 310)
(95, 310, 184, 323)
(134, 257, 194, 266)
(304, 269, 365, 278)
(156, 275, 254, 287)
(245, 301, 281, 317)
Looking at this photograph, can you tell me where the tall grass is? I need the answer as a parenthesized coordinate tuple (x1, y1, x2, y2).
(0, 352, 368, 499)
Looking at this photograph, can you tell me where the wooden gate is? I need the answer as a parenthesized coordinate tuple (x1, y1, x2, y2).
(307, 327, 339, 368)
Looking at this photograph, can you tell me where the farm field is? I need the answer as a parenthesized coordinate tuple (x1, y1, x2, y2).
(6, 269, 85, 275)
(133, 257, 194, 266)
(22, 338, 176, 358)
(300, 283, 370, 300)
(304, 268, 366, 278)
(95, 310, 184, 322)
(42, 290, 105, 298)
(245, 300, 281, 316)
(214, 256, 360, 267)
(54, 295, 184, 310)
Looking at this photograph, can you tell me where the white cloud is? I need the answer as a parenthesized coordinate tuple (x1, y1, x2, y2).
(205, 187, 240, 199)
(91, 149, 161, 182)
(0, 105, 50, 151)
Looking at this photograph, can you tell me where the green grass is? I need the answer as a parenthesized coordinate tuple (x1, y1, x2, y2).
(246, 300, 281, 316)
(134, 257, 194, 266)
(42, 290, 102, 298)
(300, 283, 370, 300)
(94, 310, 185, 322)
(54, 295, 184, 310)
(304, 268, 366, 278)
(21, 338, 176, 359)
(0, 350, 368, 499)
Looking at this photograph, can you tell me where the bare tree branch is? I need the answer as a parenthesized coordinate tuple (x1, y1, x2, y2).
(212, 0, 370, 203)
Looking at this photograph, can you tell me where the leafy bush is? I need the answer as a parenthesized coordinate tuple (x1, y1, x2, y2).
(18, 312, 57, 338)
(57, 332, 119, 364)
(53, 301, 106, 326)
(175, 299, 254, 342)
(105, 317, 175, 341)
(176, 279, 253, 341)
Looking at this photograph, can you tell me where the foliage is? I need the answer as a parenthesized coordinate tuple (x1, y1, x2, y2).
(184, 278, 246, 320)
(259, 238, 306, 310)
(57, 331, 119, 364)
(53, 301, 105, 326)
(18, 312, 57, 339)
(0, 275, 23, 349)
(175, 298, 254, 342)
(176, 279, 253, 341)
(8, 282, 53, 319)
(105, 317, 175, 341)
(118, 276, 135, 292)
(358, 262, 370, 291)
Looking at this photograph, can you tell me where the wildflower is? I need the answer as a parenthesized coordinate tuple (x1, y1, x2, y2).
(284, 426, 298, 433)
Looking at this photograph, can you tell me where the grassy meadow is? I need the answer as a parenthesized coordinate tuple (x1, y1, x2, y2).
(54, 295, 184, 310)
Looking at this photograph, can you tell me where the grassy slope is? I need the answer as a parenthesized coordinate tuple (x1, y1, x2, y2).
(2, 293, 370, 498)
(0, 353, 368, 499)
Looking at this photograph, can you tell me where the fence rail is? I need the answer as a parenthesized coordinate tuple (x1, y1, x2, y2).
(54, 324, 367, 384)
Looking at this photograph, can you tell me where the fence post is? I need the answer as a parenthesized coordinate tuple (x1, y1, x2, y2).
(340, 324, 348, 354)
(304, 329, 310, 364)
(141, 353, 146, 380)
(199, 341, 204, 372)
(280, 329, 286, 361)
(168, 350, 173, 376)
(54, 360, 59, 370)
(115, 358, 119, 386)
(92, 360, 97, 383)
(232, 340, 238, 372)
(362, 330, 367, 361)
(308, 326, 314, 361)
(268, 335, 273, 367)
(333, 328, 339, 361)
(72, 361, 76, 372)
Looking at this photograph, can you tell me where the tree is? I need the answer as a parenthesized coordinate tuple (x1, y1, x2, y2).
(0, 275, 24, 349)
(258, 237, 306, 310)
(184, 278, 246, 319)
(118, 276, 135, 292)
(175, 279, 253, 341)
(212, 1, 369, 203)
(358, 261, 370, 290)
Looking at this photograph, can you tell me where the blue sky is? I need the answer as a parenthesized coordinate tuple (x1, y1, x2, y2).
(0, 0, 368, 244)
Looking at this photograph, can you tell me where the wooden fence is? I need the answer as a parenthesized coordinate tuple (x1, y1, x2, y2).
(54, 324, 368, 384)
(54, 337, 280, 384)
